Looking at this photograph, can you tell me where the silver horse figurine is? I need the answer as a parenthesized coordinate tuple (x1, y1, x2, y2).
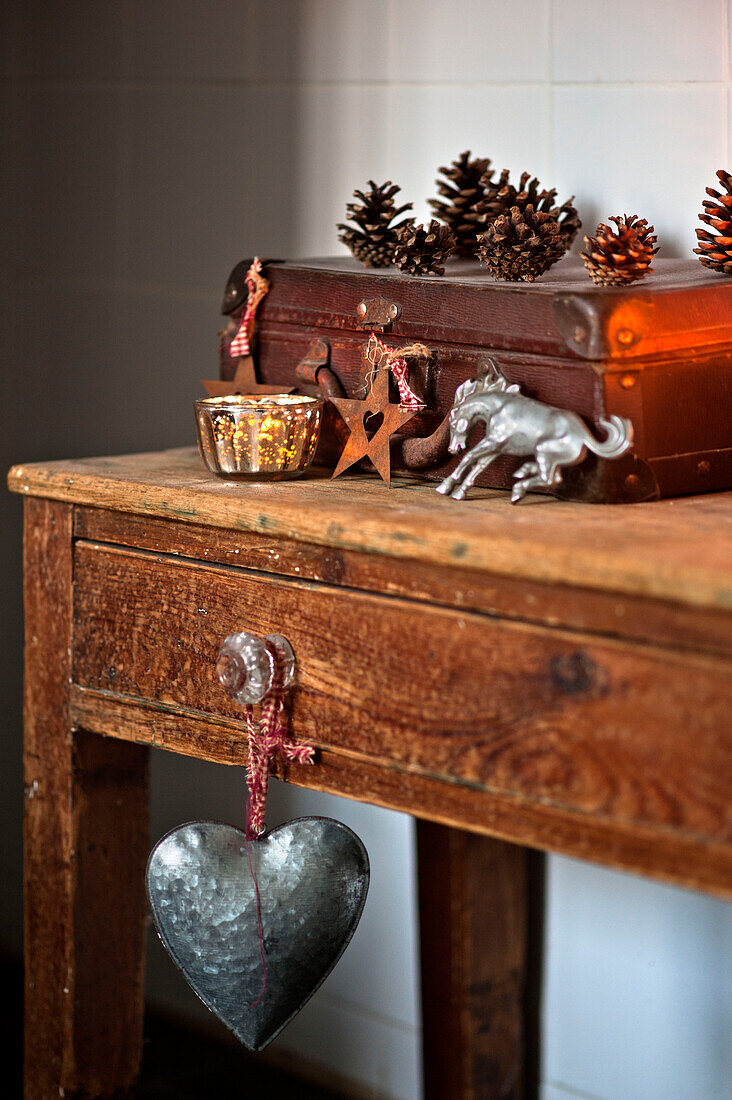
(437, 364, 633, 503)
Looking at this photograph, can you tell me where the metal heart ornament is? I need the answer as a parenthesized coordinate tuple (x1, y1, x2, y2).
(146, 817, 370, 1051)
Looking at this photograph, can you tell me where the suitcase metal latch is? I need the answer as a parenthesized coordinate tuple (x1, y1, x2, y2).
(356, 296, 401, 332)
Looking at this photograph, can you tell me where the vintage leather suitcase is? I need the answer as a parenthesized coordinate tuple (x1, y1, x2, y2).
(219, 255, 732, 503)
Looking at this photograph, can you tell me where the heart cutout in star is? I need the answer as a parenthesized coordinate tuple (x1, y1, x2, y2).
(146, 817, 369, 1051)
(362, 409, 384, 440)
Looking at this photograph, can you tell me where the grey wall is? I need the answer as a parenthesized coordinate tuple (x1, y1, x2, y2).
(3, 4, 731, 1100)
(0, 0, 300, 982)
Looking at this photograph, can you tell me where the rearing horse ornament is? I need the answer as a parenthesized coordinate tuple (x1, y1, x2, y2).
(437, 363, 634, 503)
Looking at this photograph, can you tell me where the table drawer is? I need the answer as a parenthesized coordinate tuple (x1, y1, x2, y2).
(71, 540, 731, 848)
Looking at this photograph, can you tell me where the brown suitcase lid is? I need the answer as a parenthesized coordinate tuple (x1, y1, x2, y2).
(224, 255, 732, 365)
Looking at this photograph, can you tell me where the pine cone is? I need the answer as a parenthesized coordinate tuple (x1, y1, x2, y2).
(337, 180, 413, 267)
(553, 195, 582, 249)
(428, 150, 494, 258)
(476, 170, 581, 251)
(393, 220, 456, 276)
(476, 205, 567, 282)
(694, 169, 732, 274)
(581, 215, 658, 286)
(476, 170, 540, 224)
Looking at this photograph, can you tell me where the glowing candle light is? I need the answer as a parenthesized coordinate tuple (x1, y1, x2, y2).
(195, 394, 324, 478)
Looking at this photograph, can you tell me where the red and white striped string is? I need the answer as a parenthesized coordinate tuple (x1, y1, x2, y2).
(242, 644, 314, 1007)
(366, 333, 427, 410)
(230, 257, 265, 360)
(243, 646, 314, 840)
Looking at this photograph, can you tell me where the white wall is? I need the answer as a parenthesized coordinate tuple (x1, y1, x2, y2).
(3, 3, 731, 1099)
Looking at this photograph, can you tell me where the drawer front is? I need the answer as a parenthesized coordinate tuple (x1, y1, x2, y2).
(72, 542, 730, 845)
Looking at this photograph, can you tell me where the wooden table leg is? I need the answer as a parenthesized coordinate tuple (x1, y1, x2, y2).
(23, 499, 150, 1098)
(417, 821, 540, 1100)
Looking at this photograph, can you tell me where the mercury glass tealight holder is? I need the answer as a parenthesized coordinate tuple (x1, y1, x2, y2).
(195, 393, 324, 478)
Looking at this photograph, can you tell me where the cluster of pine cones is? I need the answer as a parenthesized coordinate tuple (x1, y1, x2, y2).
(338, 156, 732, 284)
(430, 154, 581, 280)
(578, 169, 732, 282)
(337, 154, 582, 281)
(337, 180, 456, 276)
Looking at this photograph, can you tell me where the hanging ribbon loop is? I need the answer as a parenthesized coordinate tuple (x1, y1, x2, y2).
(364, 333, 429, 410)
(230, 257, 271, 360)
(244, 644, 314, 839)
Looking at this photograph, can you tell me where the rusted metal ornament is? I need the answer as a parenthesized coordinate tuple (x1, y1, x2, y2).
(330, 362, 419, 486)
(200, 353, 296, 398)
(146, 817, 370, 1051)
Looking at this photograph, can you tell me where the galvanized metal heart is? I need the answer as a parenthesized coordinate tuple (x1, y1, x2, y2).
(146, 817, 369, 1051)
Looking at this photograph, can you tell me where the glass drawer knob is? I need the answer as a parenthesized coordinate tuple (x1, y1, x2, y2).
(216, 632, 295, 705)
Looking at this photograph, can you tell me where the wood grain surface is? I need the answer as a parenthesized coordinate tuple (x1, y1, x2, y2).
(70, 542, 731, 886)
(73, 508, 732, 657)
(69, 686, 732, 897)
(23, 500, 149, 1099)
(8, 447, 732, 613)
(247, 255, 732, 362)
(417, 823, 530, 1100)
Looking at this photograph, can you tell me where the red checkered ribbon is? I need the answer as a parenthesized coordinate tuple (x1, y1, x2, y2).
(244, 646, 314, 839)
(230, 257, 268, 359)
(366, 333, 427, 410)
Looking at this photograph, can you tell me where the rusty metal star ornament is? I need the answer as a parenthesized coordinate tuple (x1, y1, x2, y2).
(201, 355, 295, 398)
(330, 367, 419, 486)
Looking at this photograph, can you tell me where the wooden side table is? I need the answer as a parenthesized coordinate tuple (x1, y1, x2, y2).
(9, 448, 732, 1100)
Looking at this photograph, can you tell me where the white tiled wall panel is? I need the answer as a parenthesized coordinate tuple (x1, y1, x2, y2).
(542, 857, 732, 1100)
(552, 0, 727, 84)
(297, 0, 391, 83)
(388, 84, 553, 228)
(552, 84, 726, 256)
(4, 3, 732, 1099)
(390, 0, 551, 83)
(276, 993, 421, 1100)
(294, 83, 392, 256)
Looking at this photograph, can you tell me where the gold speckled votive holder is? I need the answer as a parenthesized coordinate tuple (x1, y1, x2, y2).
(195, 394, 323, 478)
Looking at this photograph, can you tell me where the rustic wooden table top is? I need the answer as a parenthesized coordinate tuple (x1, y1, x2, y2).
(8, 446, 732, 614)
